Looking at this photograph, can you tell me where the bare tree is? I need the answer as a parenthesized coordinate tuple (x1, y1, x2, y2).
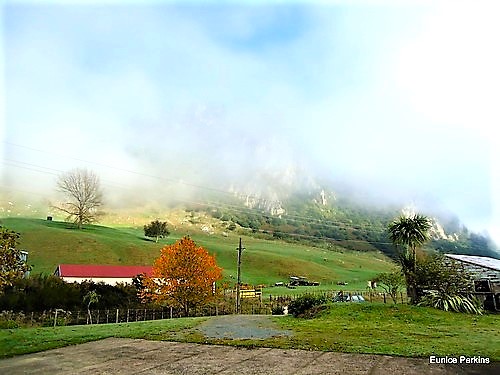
(54, 168, 103, 229)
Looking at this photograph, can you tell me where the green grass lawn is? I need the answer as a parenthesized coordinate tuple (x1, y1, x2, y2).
(1, 217, 396, 291)
(0, 317, 206, 358)
(1, 304, 498, 360)
(271, 303, 500, 359)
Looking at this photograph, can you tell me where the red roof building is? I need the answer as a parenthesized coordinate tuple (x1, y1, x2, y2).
(54, 264, 153, 285)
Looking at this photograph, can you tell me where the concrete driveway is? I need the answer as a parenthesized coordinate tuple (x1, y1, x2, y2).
(0, 338, 497, 375)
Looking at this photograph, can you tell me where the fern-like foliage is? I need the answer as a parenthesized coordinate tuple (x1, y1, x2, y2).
(418, 291, 483, 315)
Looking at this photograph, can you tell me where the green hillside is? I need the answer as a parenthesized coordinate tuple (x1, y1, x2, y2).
(201, 191, 500, 259)
(1, 217, 396, 291)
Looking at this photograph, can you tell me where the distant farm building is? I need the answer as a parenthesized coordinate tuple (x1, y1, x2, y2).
(444, 254, 500, 284)
(444, 254, 500, 311)
(54, 264, 153, 285)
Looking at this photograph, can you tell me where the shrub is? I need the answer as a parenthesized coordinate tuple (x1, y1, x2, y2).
(418, 291, 483, 315)
(0, 319, 19, 329)
(0, 311, 25, 328)
(288, 294, 327, 318)
(271, 305, 285, 315)
(374, 271, 404, 304)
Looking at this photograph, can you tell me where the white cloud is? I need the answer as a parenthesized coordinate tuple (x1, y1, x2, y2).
(2, 2, 497, 238)
(395, 3, 500, 133)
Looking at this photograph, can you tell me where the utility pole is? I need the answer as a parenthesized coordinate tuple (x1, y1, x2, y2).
(235, 237, 245, 314)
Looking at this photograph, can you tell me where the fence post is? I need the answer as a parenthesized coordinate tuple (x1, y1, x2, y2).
(53, 309, 58, 327)
(170, 307, 173, 319)
(126, 309, 129, 323)
(116, 309, 119, 323)
(383, 293, 386, 304)
(106, 310, 109, 324)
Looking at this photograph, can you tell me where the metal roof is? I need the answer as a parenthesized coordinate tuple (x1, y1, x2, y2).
(55, 264, 153, 278)
(444, 254, 500, 272)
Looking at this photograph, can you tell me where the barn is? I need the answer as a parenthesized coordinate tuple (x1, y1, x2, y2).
(444, 254, 500, 284)
(54, 264, 153, 285)
(444, 254, 500, 311)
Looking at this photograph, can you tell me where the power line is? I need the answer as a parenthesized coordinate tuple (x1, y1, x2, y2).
(2, 159, 149, 193)
(3, 141, 394, 245)
(3, 148, 392, 232)
(2, 162, 391, 238)
(4, 141, 239, 195)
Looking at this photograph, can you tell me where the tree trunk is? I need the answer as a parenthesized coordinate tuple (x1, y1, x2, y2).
(406, 285, 418, 305)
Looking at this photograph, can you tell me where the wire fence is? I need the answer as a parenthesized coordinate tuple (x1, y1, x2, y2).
(0, 290, 407, 328)
(268, 290, 408, 304)
(0, 303, 272, 328)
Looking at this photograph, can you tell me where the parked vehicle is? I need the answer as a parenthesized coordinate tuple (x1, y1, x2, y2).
(289, 276, 320, 286)
(333, 292, 365, 303)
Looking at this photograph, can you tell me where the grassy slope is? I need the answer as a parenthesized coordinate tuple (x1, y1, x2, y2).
(1, 218, 395, 290)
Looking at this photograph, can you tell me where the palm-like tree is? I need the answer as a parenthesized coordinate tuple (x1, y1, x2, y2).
(388, 214, 431, 304)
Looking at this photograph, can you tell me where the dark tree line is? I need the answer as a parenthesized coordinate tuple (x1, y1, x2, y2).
(0, 274, 145, 312)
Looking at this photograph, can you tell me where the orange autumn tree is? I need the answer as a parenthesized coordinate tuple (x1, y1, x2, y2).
(142, 236, 222, 316)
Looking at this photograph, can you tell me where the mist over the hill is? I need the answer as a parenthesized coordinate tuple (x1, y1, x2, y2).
(1, 2, 498, 244)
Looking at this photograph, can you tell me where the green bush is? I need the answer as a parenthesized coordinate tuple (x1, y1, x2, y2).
(418, 291, 483, 315)
(271, 305, 285, 315)
(0, 319, 19, 329)
(288, 294, 327, 318)
(0, 311, 27, 328)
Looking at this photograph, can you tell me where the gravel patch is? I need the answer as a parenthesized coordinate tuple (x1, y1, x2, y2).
(198, 314, 292, 340)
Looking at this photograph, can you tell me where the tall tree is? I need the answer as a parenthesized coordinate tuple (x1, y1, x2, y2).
(54, 168, 103, 229)
(387, 213, 431, 304)
(141, 237, 222, 316)
(0, 226, 30, 294)
(144, 220, 169, 243)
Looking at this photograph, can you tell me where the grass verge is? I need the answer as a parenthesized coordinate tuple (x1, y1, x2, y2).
(0, 317, 206, 358)
(269, 303, 500, 359)
(2, 304, 498, 360)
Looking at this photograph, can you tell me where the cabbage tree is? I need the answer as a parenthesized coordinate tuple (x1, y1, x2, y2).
(387, 214, 431, 304)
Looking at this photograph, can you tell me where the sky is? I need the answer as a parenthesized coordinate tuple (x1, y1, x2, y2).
(1, 1, 499, 243)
